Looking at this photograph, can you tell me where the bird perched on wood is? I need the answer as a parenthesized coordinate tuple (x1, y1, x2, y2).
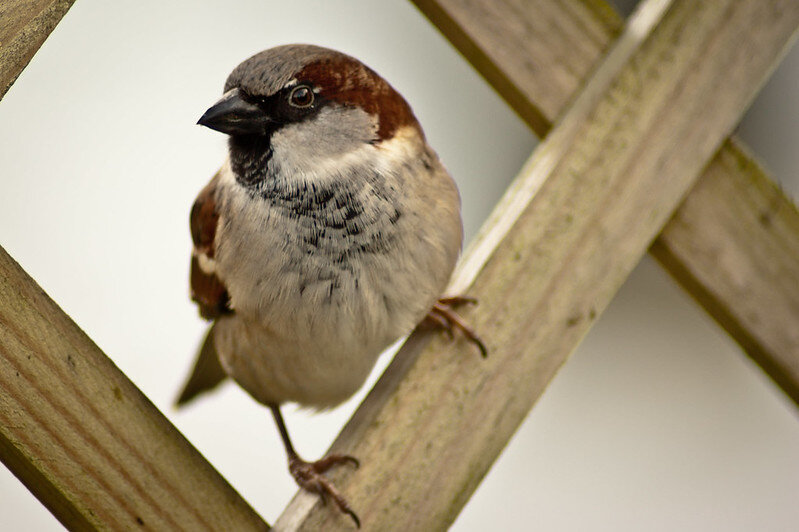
(175, 44, 485, 527)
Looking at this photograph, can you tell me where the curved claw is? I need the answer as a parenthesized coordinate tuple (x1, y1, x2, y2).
(427, 298, 488, 358)
(288, 453, 361, 528)
(438, 296, 478, 306)
(313, 453, 359, 472)
(344, 507, 361, 529)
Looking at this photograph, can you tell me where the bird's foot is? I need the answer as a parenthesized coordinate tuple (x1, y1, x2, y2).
(422, 296, 488, 357)
(288, 453, 360, 528)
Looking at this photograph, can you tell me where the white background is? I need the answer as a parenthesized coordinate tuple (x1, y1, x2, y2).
(1, 1, 798, 530)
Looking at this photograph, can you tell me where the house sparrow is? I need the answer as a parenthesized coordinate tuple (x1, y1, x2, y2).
(176, 44, 485, 527)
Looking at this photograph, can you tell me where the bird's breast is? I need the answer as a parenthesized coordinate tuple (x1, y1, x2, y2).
(214, 163, 416, 342)
(208, 144, 461, 407)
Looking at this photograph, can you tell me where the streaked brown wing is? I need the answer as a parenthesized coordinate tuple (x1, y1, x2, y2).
(189, 171, 232, 320)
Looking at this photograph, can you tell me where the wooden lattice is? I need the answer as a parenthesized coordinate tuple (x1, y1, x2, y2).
(1, 0, 797, 530)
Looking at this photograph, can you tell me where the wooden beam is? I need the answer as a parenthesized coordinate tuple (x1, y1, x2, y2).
(0, 246, 270, 530)
(0, 0, 75, 100)
(411, 0, 799, 405)
(0, 3, 267, 527)
(652, 139, 799, 403)
(410, 0, 623, 134)
(276, 0, 799, 529)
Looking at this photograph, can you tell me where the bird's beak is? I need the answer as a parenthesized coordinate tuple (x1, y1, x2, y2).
(197, 88, 272, 136)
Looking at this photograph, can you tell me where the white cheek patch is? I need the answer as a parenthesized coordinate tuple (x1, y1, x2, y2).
(270, 123, 421, 187)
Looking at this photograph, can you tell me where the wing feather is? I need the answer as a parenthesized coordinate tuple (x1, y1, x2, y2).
(189, 171, 232, 319)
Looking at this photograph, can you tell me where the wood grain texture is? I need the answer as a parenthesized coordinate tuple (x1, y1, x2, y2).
(413, 0, 799, 406)
(0, 0, 75, 100)
(0, 246, 269, 530)
(410, 0, 623, 133)
(652, 139, 799, 403)
(276, 1, 799, 529)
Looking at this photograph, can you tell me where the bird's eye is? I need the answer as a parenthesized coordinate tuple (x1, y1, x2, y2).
(288, 85, 314, 108)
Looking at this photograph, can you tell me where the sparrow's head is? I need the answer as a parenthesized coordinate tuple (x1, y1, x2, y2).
(198, 45, 424, 185)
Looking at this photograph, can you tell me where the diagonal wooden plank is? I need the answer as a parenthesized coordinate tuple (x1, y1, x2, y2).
(0, 0, 75, 101)
(276, 1, 799, 529)
(411, 0, 622, 135)
(412, 0, 799, 405)
(651, 141, 799, 402)
(0, 4, 270, 526)
(0, 246, 269, 530)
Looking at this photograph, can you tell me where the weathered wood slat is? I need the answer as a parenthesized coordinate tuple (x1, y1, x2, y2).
(411, 0, 622, 134)
(276, 0, 799, 529)
(0, 0, 75, 100)
(652, 139, 799, 403)
(411, 0, 799, 405)
(0, 246, 269, 530)
(0, 3, 268, 527)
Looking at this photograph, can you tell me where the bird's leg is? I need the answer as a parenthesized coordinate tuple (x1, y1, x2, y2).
(421, 296, 488, 357)
(269, 405, 360, 528)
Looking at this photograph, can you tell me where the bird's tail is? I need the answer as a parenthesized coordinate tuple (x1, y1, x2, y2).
(175, 323, 229, 407)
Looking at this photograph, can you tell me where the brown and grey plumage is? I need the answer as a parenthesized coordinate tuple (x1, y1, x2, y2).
(176, 44, 484, 526)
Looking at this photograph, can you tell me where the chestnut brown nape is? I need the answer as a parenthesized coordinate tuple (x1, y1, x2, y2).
(297, 55, 422, 142)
